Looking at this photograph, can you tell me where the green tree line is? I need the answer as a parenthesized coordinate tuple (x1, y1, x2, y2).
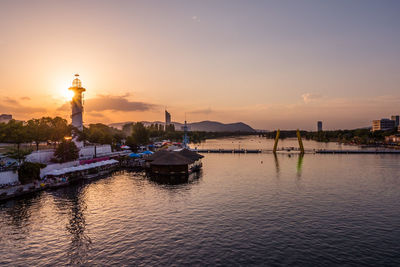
(260, 129, 397, 145)
(1, 117, 258, 157)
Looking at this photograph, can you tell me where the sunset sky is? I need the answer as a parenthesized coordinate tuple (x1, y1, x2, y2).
(1, 0, 399, 130)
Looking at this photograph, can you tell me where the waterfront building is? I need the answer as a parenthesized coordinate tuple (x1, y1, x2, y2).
(385, 134, 400, 144)
(68, 74, 86, 148)
(178, 149, 203, 161)
(149, 152, 194, 176)
(372, 119, 395, 131)
(0, 114, 12, 123)
(317, 121, 323, 132)
(391, 115, 399, 127)
(145, 149, 203, 175)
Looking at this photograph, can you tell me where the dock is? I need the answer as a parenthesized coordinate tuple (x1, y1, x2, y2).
(194, 148, 400, 154)
(316, 150, 400, 154)
(194, 149, 262, 153)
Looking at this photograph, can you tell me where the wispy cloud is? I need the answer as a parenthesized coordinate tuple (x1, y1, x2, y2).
(302, 93, 322, 103)
(87, 112, 105, 118)
(58, 94, 158, 113)
(0, 97, 46, 116)
(188, 107, 213, 115)
(3, 97, 19, 105)
(87, 94, 157, 112)
(192, 15, 201, 22)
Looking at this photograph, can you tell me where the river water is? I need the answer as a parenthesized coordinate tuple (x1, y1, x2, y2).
(1, 137, 400, 266)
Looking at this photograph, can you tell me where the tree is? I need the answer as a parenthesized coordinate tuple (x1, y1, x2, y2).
(26, 118, 51, 150)
(113, 131, 125, 147)
(3, 120, 29, 158)
(86, 123, 114, 144)
(53, 140, 79, 163)
(165, 124, 175, 132)
(122, 123, 133, 136)
(49, 117, 70, 145)
(18, 162, 46, 184)
(0, 122, 7, 142)
(126, 122, 149, 150)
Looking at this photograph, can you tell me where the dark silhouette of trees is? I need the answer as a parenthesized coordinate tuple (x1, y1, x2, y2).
(77, 123, 124, 150)
(49, 117, 70, 144)
(1, 120, 29, 160)
(126, 122, 150, 150)
(26, 118, 51, 150)
(53, 140, 79, 163)
(18, 162, 46, 184)
(0, 117, 72, 150)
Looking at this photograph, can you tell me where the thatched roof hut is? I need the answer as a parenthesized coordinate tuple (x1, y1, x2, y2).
(146, 149, 203, 162)
(147, 149, 203, 176)
(150, 153, 194, 166)
(178, 149, 204, 161)
(144, 150, 171, 162)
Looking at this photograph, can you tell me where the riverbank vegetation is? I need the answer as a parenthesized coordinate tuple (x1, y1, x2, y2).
(2, 116, 398, 157)
(1, 118, 257, 158)
(52, 140, 79, 163)
(304, 129, 396, 144)
(18, 162, 46, 184)
(261, 129, 398, 145)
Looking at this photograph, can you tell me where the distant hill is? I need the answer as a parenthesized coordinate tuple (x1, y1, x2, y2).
(185, 121, 255, 132)
(109, 120, 256, 132)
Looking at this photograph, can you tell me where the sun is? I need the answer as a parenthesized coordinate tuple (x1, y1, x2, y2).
(53, 75, 79, 102)
(58, 87, 74, 101)
(63, 89, 74, 101)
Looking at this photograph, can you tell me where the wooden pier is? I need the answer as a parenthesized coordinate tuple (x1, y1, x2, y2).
(194, 148, 400, 154)
(316, 150, 400, 154)
(194, 149, 262, 153)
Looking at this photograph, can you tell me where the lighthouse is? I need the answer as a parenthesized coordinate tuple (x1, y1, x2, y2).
(69, 74, 86, 147)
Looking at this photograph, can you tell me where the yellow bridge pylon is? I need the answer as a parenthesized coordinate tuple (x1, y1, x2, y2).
(297, 129, 305, 154)
(273, 129, 280, 153)
(273, 129, 305, 154)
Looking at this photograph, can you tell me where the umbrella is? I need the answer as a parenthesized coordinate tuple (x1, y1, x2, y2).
(129, 153, 141, 158)
(142, 150, 154, 155)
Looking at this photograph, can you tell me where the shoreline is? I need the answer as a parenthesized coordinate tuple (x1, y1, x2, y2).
(0, 166, 121, 202)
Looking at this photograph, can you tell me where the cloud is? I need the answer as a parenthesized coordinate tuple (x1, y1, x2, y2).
(192, 15, 201, 22)
(189, 107, 213, 115)
(302, 93, 322, 103)
(3, 97, 19, 105)
(20, 96, 31, 101)
(87, 112, 105, 118)
(57, 94, 158, 113)
(86, 95, 157, 112)
(0, 97, 46, 115)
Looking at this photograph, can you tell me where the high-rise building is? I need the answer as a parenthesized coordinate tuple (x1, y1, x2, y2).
(391, 115, 399, 127)
(317, 121, 323, 132)
(372, 119, 395, 131)
(68, 74, 86, 148)
(165, 110, 171, 125)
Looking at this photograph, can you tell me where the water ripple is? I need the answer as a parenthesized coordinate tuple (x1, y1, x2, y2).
(1, 153, 400, 266)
